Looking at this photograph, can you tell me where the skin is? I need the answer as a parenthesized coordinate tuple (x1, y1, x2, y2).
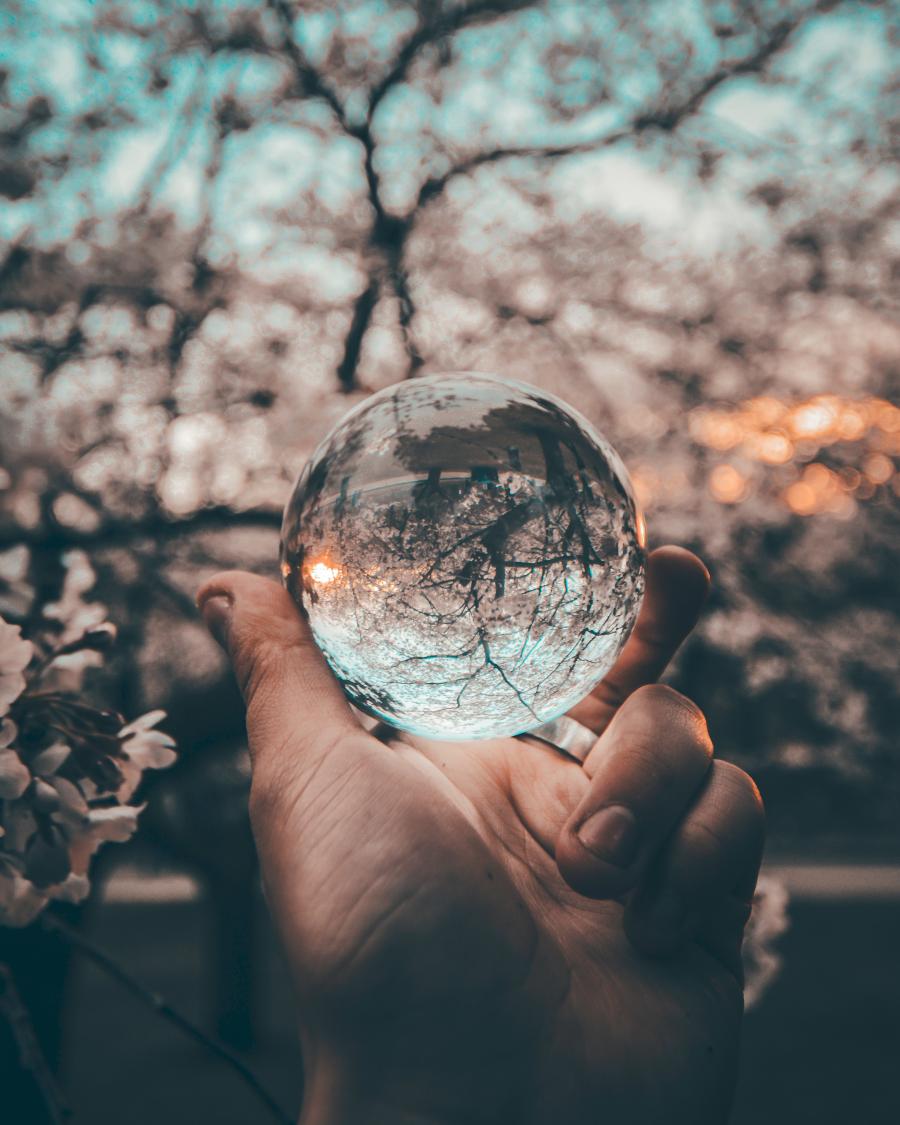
(197, 546, 764, 1125)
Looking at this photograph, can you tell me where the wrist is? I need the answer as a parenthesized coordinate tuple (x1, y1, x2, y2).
(296, 1035, 530, 1125)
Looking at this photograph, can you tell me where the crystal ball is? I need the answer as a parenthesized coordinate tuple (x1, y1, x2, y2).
(280, 373, 645, 740)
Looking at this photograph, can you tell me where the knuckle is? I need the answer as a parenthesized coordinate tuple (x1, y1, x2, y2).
(678, 818, 726, 870)
(634, 685, 712, 766)
(630, 683, 708, 730)
(605, 687, 713, 795)
(712, 760, 765, 827)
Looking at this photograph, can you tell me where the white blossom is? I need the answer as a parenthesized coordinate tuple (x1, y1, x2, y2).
(41, 551, 109, 687)
(0, 609, 177, 928)
(0, 865, 48, 928)
(0, 618, 32, 716)
(117, 709, 177, 801)
(0, 545, 33, 619)
(0, 745, 31, 801)
(0, 703, 31, 803)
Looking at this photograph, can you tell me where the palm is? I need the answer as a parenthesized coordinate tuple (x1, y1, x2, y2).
(260, 731, 741, 1125)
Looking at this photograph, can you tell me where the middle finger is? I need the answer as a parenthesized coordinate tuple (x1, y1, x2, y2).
(555, 683, 713, 901)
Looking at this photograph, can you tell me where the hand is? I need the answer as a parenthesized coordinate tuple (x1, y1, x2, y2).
(198, 547, 763, 1125)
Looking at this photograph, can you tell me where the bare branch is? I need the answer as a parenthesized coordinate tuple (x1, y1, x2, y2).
(336, 276, 381, 392)
(390, 264, 425, 376)
(0, 964, 71, 1125)
(264, 0, 349, 130)
(0, 506, 281, 552)
(367, 0, 540, 123)
(41, 913, 293, 1125)
(415, 129, 633, 210)
(412, 5, 825, 214)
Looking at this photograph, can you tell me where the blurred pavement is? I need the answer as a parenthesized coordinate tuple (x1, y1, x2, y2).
(60, 864, 900, 1125)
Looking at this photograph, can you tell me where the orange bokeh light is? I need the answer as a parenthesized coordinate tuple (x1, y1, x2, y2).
(864, 453, 893, 485)
(709, 464, 748, 504)
(689, 394, 897, 515)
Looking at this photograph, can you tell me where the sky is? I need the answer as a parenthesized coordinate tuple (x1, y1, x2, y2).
(1, 0, 895, 278)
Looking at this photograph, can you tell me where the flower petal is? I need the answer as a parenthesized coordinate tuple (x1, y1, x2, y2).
(0, 871, 48, 927)
(86, 804, 143, 841)
(67, 803, 144, 875)
(0, 617, 32, 716)
(31, 741, 71, 776)
(49, 873, 91, 905)
(25, 832, 71, 887)
(123, 735, 178, 770)
(118, 709, 168, 738)
(48, 775, 88, 817)
(1, 800, 37, 853)
(0, 748, 30, 800)
(0, 617, 33, 675)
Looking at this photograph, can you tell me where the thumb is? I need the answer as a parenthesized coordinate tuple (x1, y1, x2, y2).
(196, 570, 362, 790)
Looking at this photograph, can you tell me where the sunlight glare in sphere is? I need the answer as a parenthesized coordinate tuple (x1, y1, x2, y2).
(309, 561, 341, 584)
(281, 373, 646, 741)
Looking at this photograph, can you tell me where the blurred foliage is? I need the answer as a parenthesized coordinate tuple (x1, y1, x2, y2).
(0, 0, 898, 842)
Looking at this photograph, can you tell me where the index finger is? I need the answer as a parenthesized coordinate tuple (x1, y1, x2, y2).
(567, 546, 710, 736)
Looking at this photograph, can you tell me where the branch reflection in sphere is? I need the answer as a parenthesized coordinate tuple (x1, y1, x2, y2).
(280, 373, 645, 741)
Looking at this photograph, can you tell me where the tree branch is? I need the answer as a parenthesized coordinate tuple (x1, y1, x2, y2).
(336, 276, 381, 392)
(40, 913, 293, 1125)
(0, 963, 72, 1124)
(412, 5, 824, 214)
(0, 506, 281, 552)
(367, 0, 539, 123)
(390, 263, 425, 377)
(415, 129, 633, 210)
(264, 0, 349, 131)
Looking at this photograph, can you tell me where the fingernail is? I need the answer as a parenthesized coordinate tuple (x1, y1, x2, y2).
(576, 804, 639, 867)
(199, 593, 233, 649)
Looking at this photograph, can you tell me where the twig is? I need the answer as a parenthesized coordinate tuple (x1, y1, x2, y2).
(0, 962, 73, 1124)
(40, 913, 293, 1125)
(0, 504, 282, 552)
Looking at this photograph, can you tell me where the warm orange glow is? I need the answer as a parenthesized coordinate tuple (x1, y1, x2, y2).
(309, 561, 341, 584)
(837, 407, 867, 441)
(743, 396, 785, 428)
(788, 397, 840, 441)
(746, 431, 794, 465)
(875, 400, 900, 433)
(785, 481, 817, 515)
(864, 452, 893, 485)
(691, 413, 744, 451)
(635, 510, 647, 550)
(688, 394, 897, 515)
(783, 463, 858, 518)
(631, 467, 657, 508)
(708, 464, 748, 504)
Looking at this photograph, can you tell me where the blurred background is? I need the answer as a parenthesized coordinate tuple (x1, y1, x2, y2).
(0, 0, 897, 1122)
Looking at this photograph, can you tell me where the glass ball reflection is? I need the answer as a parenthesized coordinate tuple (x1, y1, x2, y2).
(280, 373, 645, 740)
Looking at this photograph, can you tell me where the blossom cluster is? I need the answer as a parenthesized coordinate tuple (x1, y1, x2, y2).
(0, 551, 176, 927)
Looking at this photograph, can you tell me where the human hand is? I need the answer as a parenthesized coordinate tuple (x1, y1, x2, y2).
(197, 546, 763, 1125)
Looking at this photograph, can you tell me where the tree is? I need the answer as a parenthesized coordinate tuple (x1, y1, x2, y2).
(0, 0, 897, 875)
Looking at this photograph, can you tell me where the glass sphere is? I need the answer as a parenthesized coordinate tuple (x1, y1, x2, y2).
(280, 373, 645, 740)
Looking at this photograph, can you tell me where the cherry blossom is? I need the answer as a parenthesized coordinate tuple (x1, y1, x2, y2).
(0, 609, 177, 928)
